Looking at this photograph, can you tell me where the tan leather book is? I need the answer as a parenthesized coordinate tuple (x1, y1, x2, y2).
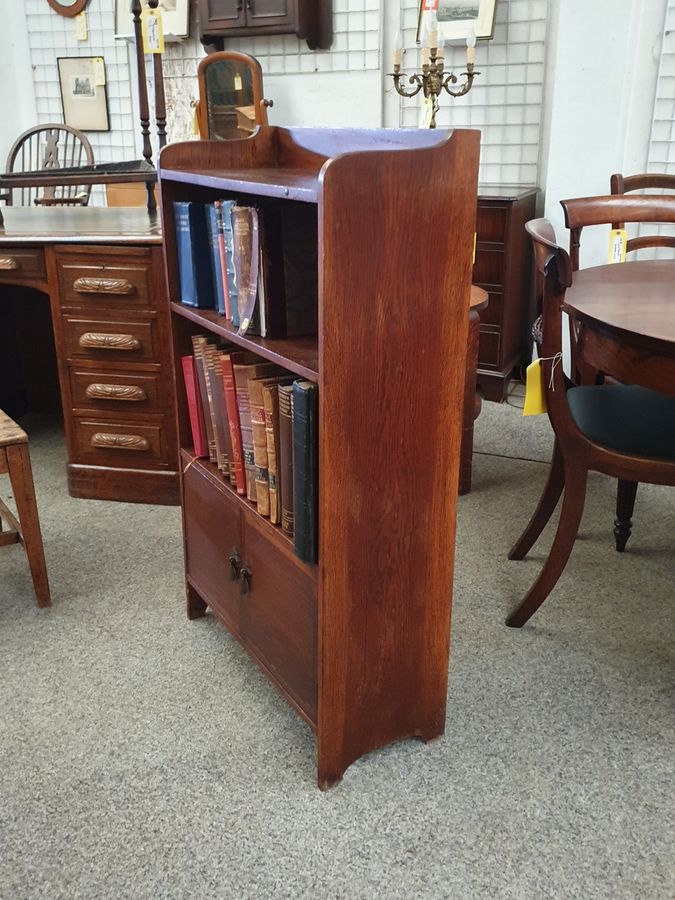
(263, 381, 282, 524)
(251, 376, 293, 520)
(233, 362, 280, 501)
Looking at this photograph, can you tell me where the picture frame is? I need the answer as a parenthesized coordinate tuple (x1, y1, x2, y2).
(57, 57, 110, 132)
(418, 0, 497, 42)
(114, 0, 190, 41)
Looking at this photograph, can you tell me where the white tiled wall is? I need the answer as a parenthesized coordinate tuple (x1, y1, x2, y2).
(647, 1, 675, 173)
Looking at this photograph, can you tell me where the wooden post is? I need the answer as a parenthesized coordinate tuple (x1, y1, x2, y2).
(132, 0, 156, 212)
(148, 0, 168, 152)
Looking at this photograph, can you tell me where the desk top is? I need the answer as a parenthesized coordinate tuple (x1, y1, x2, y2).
(0, 207, 162, 245)
(564, 260, 675, 346)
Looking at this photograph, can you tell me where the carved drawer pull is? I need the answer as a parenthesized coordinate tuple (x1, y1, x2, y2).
(0, 257, 18, 270)
(79, 332, 141, 351)
(73, 276, 135, 295)
(85, 383, 147, 402)
(90, 433, 150, 452)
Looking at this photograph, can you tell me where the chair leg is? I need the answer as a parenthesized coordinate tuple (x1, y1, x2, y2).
(506, 460, 588, 628)
(6, 443, 51, 608)
(508, 440, 564, 560)
(614, 479, 638, 553)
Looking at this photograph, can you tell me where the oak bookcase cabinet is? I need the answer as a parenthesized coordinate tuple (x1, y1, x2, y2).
(198, 0, 332, 50)
(159, 126, 479, 787)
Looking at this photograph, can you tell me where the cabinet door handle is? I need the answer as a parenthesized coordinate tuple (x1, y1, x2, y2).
(79, 332, 141, 351)
(228, 547, 240, 581)
(91, 433, 150, 452)
(0, 257, 18, 270)
(86, 383, 147, 402)
(240, 563, 251, 595)
(73, 276, 135, 296)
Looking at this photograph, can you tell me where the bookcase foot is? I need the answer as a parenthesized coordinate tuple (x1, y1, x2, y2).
(187, 584, 208, 619)
(317, 770, 344, 792)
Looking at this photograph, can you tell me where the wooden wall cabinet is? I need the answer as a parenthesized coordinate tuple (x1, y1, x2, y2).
(159, 126, 480, 787)
(473, 187, 538, 401)
(198, 0, 333, 50)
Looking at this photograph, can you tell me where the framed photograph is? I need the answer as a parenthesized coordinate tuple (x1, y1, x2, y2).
(419, 0, 497, 42)
(114, 0, 190, 41)
(57, 57, 110, 132)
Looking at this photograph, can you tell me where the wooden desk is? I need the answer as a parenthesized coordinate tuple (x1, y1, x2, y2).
(565, 260, 675, 398)
(0, 207, 179, 504)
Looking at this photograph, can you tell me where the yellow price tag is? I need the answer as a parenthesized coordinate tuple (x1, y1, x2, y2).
(75, 10, 88, 40)
(608, 228, 627, 264)
(234, 74, 243, 91)
(93, 57, 106, 87)
(142, 7, 165, 54)
(523, 358, 547, 416)
(472, 232, 477, 264)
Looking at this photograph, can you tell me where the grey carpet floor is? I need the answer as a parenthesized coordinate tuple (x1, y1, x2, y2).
(0, 401, 673, 900)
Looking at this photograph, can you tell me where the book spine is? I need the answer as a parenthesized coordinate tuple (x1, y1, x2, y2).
(224, 202, 239, 328)
(205, 347, 231, 475)
(249, 378, 270, 517)
(292, 380, 318, 564)
(263, 384, 281, 524)
(221, 354, 246, 494)
(206, 204, 226, 315)
(174, 202, 196, 306)
(191, 336, 217, 464)
(181, 354, 208, 458)
(215, 200, 233, 320)
(189, 203, 216, 310)
(278, 383, 294, 537)
(234, 365, 256, 501)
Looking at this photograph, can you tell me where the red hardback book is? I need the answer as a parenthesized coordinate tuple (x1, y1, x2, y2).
(181, 354, 208, 458)
(220, 353, 246, 494)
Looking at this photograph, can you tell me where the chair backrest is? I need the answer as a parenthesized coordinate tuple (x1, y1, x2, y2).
(560, 194, 675, 270)
(4, 124, 95, 207)
(609, 172, 675, 254)
(196, 52, 271, 141)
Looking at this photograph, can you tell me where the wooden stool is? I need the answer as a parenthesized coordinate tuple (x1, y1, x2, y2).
(0, 411, 51, 607)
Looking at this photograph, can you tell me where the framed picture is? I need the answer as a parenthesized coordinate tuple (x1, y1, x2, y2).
(419, 0, 497, 42)
(114, 0, 190, 41)
(57, 57, 110, 132)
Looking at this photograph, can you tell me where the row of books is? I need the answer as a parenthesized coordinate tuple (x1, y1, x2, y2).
(182, 336, 318, 564)
(173, 200, 318, 340)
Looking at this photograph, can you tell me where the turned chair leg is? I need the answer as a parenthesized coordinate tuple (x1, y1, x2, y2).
(614, 479, 638, 553)
(509, 440, 564, 560)
(6, 443, 51, 608)
(506, 460, 588, 628)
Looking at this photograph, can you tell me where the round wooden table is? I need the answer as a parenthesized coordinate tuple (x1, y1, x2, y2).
(564, 260, 675, 398)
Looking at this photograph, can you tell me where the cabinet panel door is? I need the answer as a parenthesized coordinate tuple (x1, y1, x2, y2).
(241, 518, 317, 722)
(183, 462, 242, 633)
(202, 0, 246, 29)
(248, 0, 296, 27)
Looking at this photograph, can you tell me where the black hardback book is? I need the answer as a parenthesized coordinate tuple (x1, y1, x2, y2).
(292, 379, 318, 564)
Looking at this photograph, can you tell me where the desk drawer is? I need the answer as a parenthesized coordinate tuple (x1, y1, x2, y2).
(64, 315, 158, 363)
(69, 368, 162, 413)
(0, 247, 46, 282)
(72, 417, 169, 468)
(56, 250, 154, 311)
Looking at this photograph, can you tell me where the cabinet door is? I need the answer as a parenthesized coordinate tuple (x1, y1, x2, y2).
(201, 0, 246, 29)
(247, 0, 296, 28)
(183, 461, 243, 633)
(240, 518, 317, 722)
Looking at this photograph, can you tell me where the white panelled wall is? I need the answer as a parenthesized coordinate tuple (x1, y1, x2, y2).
(1, 0, 672, 232)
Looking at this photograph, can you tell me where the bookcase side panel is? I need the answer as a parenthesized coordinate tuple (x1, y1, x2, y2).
(317, 131, 481, 787)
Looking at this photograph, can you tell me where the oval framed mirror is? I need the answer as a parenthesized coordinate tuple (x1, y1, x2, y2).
(46, 0, 89, 17)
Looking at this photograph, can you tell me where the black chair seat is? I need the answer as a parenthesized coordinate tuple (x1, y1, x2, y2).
(568, 384, 675, 461)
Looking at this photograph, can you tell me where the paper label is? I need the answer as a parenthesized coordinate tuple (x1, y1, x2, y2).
(608, 228, 627, 264)
(75, 10, 88, 40)
(142, 7, 165, 54)
(234, 74, 243, 91)
(523, 358, 547, 416)
(473, 232, 477, 264)
(419, 97, 434, 129)
(93, 57, 106, 86)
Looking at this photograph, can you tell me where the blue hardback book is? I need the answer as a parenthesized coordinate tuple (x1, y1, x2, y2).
(205, 204, 226, 315)
(173, 201, 215, 309)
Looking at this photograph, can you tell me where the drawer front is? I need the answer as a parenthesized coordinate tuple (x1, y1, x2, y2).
(476, 203, 508, 244)
(475, 288, 503, 328)
(241, 518, 317, 721)
(64, 316, 158, 362)
(0, 247, 46, 282)
(69, 368, 162, 413)
(183, 460, 242, 633)
(72, 417, 169, 467)
(478, 328, 501, 368)
(57, 253, 154, 311)
(473, 247, 505, 287)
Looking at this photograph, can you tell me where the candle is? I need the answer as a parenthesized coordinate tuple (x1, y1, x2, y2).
(393, 29, 403, 67)
(422, 46, 430, 67)
(466, 28, 476, 65)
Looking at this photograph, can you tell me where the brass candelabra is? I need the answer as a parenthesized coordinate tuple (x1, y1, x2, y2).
(390, 49, 479, 129)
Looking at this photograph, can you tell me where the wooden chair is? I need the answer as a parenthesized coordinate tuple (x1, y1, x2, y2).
(2, 124, 94, 208)
(506, 218, 675, 628)
(610, 172, 675, 254)
(0, 411, 51, 608)
(196, 52, 272, 140)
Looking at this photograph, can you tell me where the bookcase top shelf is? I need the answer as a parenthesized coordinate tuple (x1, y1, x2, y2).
(171, 302, 319, 382)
